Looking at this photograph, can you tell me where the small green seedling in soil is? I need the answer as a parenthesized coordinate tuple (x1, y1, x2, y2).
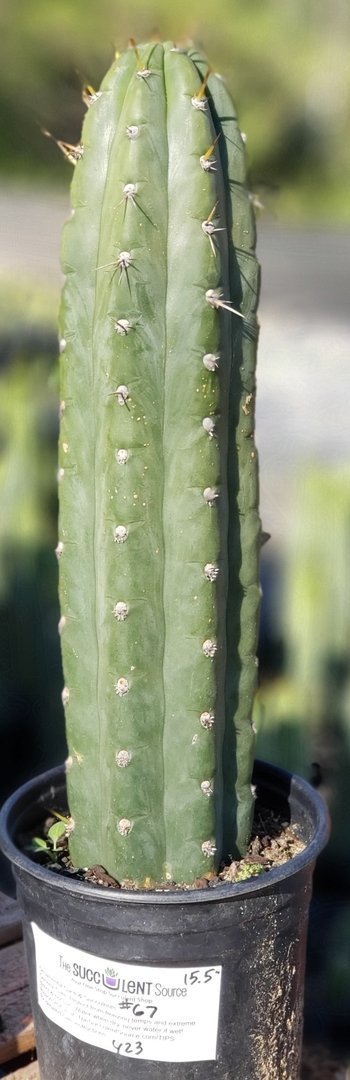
(30, 820, 67, 860)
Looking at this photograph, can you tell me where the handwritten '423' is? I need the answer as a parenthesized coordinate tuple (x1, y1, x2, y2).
(112, 1040, 143, 1056)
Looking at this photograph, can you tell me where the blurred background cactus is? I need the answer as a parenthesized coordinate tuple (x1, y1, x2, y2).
(0, 281, 66, 786)
(256, 466, 350, 880)
(1, 0, 350, 222)
(0, 282, 66, 889)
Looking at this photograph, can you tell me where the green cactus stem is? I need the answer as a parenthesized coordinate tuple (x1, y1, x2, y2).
(58, 40, 261, 886)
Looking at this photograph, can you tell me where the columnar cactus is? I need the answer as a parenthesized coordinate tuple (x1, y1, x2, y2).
(58, 40, 261, 886)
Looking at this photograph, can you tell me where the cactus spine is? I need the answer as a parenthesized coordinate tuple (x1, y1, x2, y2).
(58, 41, 261, 886)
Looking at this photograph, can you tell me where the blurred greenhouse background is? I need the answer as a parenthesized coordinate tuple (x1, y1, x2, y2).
(0, 0, 350, 1051)
(1, 0, 350, 220)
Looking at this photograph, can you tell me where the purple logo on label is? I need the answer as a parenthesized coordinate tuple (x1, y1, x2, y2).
(103, 966, 118, 989)
(103, 974, 118, 989)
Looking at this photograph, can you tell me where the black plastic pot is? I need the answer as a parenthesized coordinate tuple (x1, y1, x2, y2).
(0, 761, 329, 1080)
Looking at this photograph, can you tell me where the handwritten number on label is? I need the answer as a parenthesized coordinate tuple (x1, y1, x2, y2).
(184, 967, 220, 987)
(203, 967, 221, 983)
(132, 1003, 158, 1019)
(118, 1000, 158, 1019)
(112, 1040, 143, 1056)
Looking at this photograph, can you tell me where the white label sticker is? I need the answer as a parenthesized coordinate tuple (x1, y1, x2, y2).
(31, 923, 221, 1062)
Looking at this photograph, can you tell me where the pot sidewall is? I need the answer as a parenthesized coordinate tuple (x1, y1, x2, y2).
(0, 762, 330, 1080)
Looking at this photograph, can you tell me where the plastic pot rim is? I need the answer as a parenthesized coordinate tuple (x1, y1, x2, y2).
(0, 759, 330, 907)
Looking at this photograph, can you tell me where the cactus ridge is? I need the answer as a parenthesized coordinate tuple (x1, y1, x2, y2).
(58, 41, 261, 885)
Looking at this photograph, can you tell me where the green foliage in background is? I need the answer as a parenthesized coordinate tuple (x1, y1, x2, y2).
(1, 0, 350, 220)
(282, 465, 350, 878)
(0, 280, 66, 800)
(0, 279, 58, 575)
(285, 467, 350, 693)
(254, 677, 311, 780)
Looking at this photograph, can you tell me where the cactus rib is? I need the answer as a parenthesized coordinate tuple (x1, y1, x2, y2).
(58, 41, 261, 885)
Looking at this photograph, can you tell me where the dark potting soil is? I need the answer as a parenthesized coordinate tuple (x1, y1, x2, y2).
(21, 803, 305, 892)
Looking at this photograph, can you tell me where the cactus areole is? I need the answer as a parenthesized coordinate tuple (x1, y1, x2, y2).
(58, 41, 261, 887)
